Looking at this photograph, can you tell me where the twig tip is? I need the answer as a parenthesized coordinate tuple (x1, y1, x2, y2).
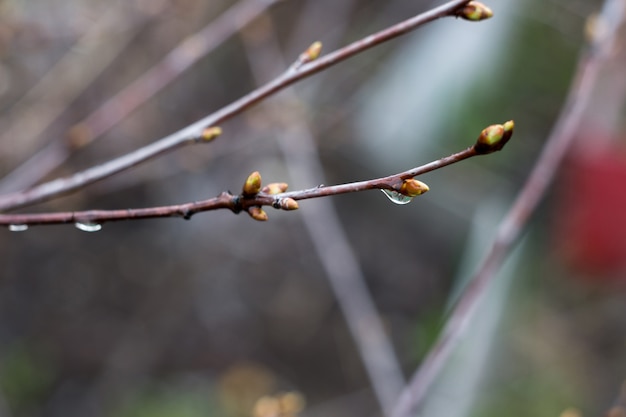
(455, 1, 493, 21)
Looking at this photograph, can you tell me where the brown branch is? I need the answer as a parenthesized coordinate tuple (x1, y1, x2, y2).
(0, 130, 513, 228)
(0, 0, 473, 213)
(390, 1, 624, 416)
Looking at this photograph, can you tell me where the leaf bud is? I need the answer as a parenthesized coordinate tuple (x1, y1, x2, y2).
(399, 179, 430, 197)
(201, 126, 222, 142)
(248, 207, 268, 221)
(242, 171, 262, 196)
(474, 120, 514, 154)
(303, 41, 322, 62)
(456, 2, 493, 21)
(278, 198, 299, 211)
(262, 182, 289, 194)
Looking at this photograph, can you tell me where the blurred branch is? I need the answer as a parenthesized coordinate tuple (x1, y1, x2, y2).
(241, 15, 406, 415)
(0, 0, 283, 194)
(0, 1, 145, 173)
(0, 127, 513, 228)
(391, 1, 625, 416)
(0, 0, 474, 212)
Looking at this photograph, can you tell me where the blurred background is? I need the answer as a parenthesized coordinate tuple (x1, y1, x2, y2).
(1, 0, 625, 416)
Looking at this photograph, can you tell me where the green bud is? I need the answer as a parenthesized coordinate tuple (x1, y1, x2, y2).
(456, 2, 493, 21)
(474, 120, 514, 154)
(243, 171, 262, 196)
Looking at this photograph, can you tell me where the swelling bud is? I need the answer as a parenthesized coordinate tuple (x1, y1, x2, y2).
(456, 2, 494, 21)
(399, 179, 430, 197)
(474, 120, 514, 154)
(243, 171, 262, 196)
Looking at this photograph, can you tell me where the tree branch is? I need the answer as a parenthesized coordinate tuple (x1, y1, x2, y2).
(0, 126, 513, 229)
(0, 0, 473, 213)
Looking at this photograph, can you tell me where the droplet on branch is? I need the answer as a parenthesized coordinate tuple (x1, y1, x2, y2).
(381, 190, 415, 205)
(8, 224, 29, 232)
(74, 222, 102, 232)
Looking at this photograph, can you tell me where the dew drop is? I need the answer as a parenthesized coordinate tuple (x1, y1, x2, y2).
(74, 222, 102, 232)
(381, 189, 414, 205)
(8, 224, 29, 232)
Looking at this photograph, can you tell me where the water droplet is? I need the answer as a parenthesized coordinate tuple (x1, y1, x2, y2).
(74, 222, 102, 232)
(381, 189, 414, 205)
(8, 224, 29, 232)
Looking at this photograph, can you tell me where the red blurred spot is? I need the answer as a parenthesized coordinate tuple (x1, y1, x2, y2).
(554, 140, 626, 277)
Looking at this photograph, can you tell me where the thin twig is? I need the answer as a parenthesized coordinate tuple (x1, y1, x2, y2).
(0, 0, 283, 194)
(0, 0, 472, 213)
(0, 141, 502, 227)
(390, 1, 624, 416)
(241, 17, 406, 415)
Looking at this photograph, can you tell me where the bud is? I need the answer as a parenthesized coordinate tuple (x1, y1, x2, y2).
(303, 41, 322, 62)
(242, 171, 262, 196)
(474, 120, 514, 154)
(201, 126, 222, 142)
(399, 179, 430, 197)
(278, 198, 299, 211)
(248, 207, 268, 221)
(456, 1, 493, 21)
(502, 119, 515, 142)
(262, 182, 289, 194)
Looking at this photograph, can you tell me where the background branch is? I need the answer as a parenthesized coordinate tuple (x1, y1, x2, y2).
(391, 0, 623, 415)
(241, 14, 406, 415)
